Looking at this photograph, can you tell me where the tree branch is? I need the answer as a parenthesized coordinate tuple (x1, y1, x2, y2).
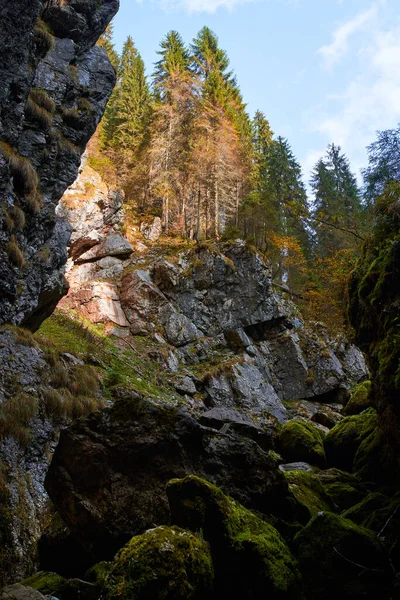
(309, 217, 365, 241)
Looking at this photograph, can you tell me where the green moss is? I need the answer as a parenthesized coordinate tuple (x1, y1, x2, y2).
(20, 571, 68, 596)
(347, 185, 400, 482)
(322, 482, 365, 511)
(279, 420, 327, 468)
(167, 475, 301, 598)
(84, 561, 112, 586)
(294, 511, 391, 600)
(103, 525, 214, 600)
(344, 381, 372, 415)
(324, 408, 378, 471)
(342, 492, 388, 525)
(284, 470, 336, 523)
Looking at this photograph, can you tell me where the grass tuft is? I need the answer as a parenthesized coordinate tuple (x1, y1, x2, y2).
(30, 89, 56, 114)
(13, 205, 26, 230)
(0, 393, 39, 446)
(26, 96, 53, 131)
(34, 19, 55, 57)
(7, 236, 25, 269)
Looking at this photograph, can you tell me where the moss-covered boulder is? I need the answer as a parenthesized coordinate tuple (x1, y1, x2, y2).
(102, 526, 214, 600)
(324, 408, 378, 471)
(294, 511, 392, 599)
(279, 420, 326, 468)
(167, 475, 301, 599)
(317, 468, 366, 510)
(353, 424, 385, 482)
(344, 381, 372, 415)
(343, 491, 400, 568)
(322, 481, 365, 511)
(284, 470, 336, 523)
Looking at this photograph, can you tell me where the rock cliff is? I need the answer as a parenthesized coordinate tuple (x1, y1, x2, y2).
(0, 0, 118, 330)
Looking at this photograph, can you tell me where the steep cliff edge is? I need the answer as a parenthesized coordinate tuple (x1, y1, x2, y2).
(0, 0, 119, 329)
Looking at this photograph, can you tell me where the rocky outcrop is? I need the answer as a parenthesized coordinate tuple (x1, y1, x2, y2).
(0, 0, 119, 329)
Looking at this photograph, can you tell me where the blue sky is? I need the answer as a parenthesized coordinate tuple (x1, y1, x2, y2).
(112, 0, 400, 186)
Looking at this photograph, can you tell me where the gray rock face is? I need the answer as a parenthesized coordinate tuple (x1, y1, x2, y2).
(0, 0, 119, 329)
(153, 243, 286, 336)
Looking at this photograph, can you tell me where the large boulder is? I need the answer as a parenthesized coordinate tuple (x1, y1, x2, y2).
(0, 0, 119, 329)
(45, 396, 291, 560)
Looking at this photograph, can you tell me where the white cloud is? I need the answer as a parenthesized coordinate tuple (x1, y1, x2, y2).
(317, 3, 380, 69)
(309, 20, 400, 181)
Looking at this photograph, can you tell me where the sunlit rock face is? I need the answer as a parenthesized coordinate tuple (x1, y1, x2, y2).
(0, 0, 119, 330)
